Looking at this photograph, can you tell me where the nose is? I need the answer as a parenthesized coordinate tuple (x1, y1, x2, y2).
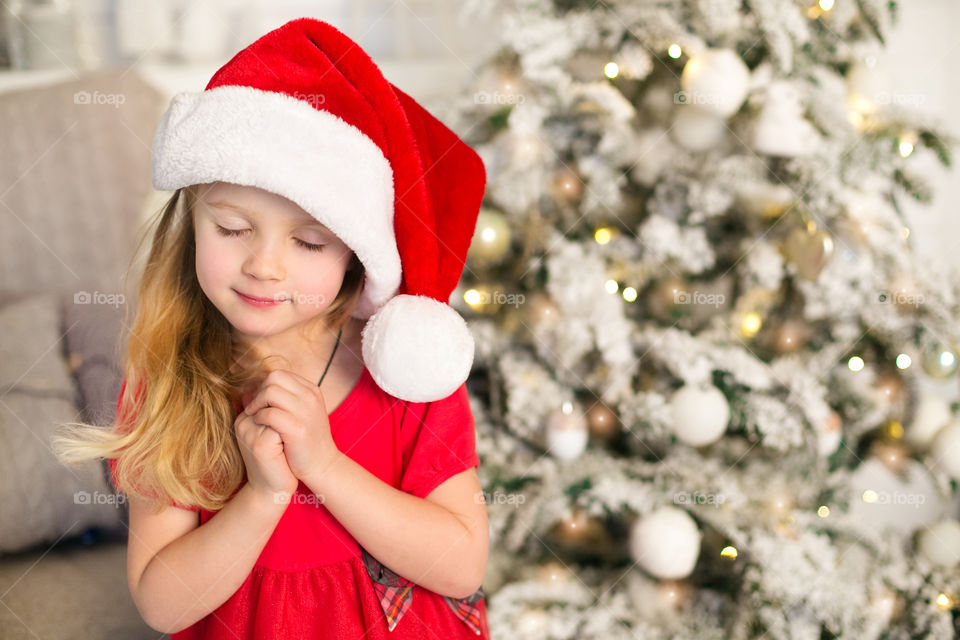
(241, 236, 285, 281)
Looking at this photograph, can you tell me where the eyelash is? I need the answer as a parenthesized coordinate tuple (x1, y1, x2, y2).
(214, 225, 325, 252)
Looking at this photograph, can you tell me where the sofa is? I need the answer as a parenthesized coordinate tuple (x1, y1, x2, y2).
(0, 69, 166, 639)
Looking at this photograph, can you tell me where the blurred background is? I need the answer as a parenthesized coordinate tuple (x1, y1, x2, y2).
(0, 1, 956, 253)
(2, 2, 960, 639)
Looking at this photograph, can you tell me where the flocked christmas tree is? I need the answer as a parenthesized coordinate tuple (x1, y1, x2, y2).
(437, 1, 960, 638)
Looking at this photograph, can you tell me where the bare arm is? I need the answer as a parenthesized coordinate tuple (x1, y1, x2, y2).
(129, 484, 288, 634)
(302, 453, 488, 599)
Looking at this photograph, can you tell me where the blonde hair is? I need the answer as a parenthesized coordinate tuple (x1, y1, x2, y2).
(52, 185, 365, 513)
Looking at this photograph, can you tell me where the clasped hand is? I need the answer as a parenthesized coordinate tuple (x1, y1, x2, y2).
(240, 369, 338, 484)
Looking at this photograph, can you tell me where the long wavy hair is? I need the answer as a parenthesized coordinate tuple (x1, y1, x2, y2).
(52, 185, 366, 513)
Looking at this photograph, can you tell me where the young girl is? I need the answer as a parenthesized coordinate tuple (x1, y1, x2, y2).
(53, 17, 490, 639)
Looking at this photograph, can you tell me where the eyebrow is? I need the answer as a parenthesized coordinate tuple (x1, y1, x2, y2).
(205, 200, 329, 232)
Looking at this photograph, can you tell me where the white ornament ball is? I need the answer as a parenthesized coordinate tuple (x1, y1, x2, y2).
(917, 519, 960, 569)
(546, 405, 588, 461)
(680, 48, 750, 118)
(906, 393, 951, 449)
(670, 384, 730, 446)
(630, 507, 702, 579)
(671, 107, 726, 152)
(931, 420, 960, 480)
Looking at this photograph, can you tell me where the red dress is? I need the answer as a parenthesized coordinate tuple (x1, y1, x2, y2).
(110, 368, 490, 639)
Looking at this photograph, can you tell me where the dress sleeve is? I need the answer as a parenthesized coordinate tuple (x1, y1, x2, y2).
(399, 383, 480, 499)
(109, 377, 200, 512)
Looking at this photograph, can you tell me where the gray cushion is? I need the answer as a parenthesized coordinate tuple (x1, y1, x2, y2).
(62, 289, 131, 427)
(0, 293, 124, 555)
(0, 69, 163, 300)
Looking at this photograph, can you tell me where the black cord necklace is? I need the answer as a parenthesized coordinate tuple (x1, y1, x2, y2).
(317, 326, 342, 387)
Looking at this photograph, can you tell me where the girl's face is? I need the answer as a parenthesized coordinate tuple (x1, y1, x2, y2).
(192, 181, 354, 345)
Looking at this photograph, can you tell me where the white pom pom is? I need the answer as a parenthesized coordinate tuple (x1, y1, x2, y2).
(361, 294, 474, 403)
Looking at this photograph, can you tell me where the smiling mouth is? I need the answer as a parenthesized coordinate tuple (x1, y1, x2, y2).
(235, 290, 288, 305)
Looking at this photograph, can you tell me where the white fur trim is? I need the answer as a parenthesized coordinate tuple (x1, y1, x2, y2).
(151, 86, 402, 318)
(361, 295, 474, 402)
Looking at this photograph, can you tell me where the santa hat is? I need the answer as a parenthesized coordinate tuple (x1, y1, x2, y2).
(151, 18, 486, 403)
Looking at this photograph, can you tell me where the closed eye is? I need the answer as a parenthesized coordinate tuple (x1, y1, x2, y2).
(214, 225, 324, 252)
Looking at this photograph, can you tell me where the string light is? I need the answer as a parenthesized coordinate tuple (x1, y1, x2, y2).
(862, 489, 878, 503)
(594, 227, 613, 245)
(720, 546, 738, 559)
(604, 62, 619, 79)
(740, 312, 762, 338)
(605, 279, 619, 294)
(819, 0, 834, 10)
(936, 593, 953, 610)
(848, 356, 865, 372)
(817, 505, 830, 518)
(895, 353, 912, 369)
(667, 44, 682, 59)
(883, 420, 904, 440)
(622, 287, 638, 302)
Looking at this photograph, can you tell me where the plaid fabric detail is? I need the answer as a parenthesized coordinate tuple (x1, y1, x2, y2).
(361, 547, 485, 634)
(361, 547, 415, 631)
(443, 589, 484, 635)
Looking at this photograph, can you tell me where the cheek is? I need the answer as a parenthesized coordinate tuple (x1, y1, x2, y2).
(194, 231, 235, 291)
(295, 252, 351, 302)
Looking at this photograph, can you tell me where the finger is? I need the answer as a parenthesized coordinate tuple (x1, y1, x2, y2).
(249, 406, 293, 437)
(244, 383, 300, 417)
(263, 369, 315, 396)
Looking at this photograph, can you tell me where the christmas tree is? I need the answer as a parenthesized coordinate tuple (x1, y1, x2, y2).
(442, 1, 960, 638)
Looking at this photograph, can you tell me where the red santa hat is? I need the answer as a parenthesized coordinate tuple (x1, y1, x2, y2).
(151, 18, 486, 403)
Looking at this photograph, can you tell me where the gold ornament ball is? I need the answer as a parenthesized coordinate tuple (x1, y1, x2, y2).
(551, 508, 606, 545)
(783, 224, 834, 281)
(586, 401, 620, 442)
(873, 370, 905, 404)
(525, 292, 560, 326)
(467, 208, 512, 267)
(772, 318, 810, 354)
(656, 580, 691, 610)
(868, 439, 910, 474)
(550, 168, 584, 204)
(922, 347, 959, 379)
(647, 276, 689, 321)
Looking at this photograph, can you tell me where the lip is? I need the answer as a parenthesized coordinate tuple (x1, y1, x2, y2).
(235, 289, 287, 307)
